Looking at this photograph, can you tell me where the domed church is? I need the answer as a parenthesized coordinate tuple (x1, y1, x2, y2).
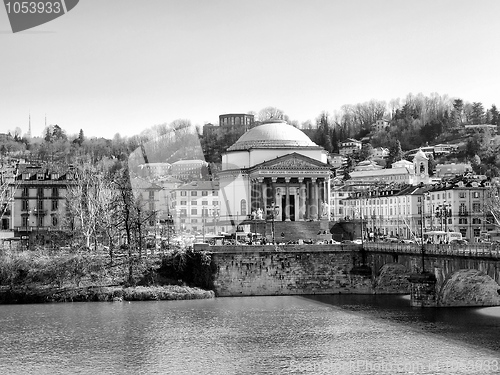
(218, 120, 332, 229)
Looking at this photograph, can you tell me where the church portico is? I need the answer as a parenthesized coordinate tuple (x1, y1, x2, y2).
(249, 174, 330, 222)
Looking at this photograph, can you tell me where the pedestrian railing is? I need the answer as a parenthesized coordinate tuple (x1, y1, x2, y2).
(363, 242, 500, 258)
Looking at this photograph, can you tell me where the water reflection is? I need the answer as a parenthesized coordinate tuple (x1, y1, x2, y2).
(0, 296, 499, 375)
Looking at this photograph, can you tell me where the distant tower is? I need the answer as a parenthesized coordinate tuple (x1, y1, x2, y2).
(413, 148, 429, 183)
(27, 113, 32, 138)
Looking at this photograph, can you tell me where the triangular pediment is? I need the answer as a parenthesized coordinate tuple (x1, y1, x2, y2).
(251, 153, 329, 170)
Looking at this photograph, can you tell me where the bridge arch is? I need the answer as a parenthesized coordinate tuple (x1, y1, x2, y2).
(374, 263, 410, 294)
(439, 269, 500, 307)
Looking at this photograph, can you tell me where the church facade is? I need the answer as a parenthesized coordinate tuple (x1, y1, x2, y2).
(348, 149, 430, 185)
(218, 121, 332, 227)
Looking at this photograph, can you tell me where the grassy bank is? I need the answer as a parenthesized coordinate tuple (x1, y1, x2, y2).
(0, 284, 214, 304)
(0, 247, 216, 304)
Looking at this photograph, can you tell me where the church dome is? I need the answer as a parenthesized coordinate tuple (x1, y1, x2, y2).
(227, 121, 318, 151)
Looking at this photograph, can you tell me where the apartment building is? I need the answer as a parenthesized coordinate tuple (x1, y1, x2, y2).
(10, 165, 76, 243)
(169, 181, 220, 234)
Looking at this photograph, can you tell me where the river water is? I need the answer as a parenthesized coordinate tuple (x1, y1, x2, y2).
(0, 295, 499, 374)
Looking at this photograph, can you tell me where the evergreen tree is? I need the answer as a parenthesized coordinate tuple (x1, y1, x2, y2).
(427, 153, 436, 176)
(471, 102, 485, 124)
(387, 140, 403, 167)
(490, 104, 499, 125)
(78, 129, 85, 145)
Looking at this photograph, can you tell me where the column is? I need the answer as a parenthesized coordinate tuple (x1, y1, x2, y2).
(271, 177, 278, 219)
(285, 178, 291, 221)
(310, 178, 316, 220)
(306, 178, 312, 220)
(326, 177, 331, 220)
(271, 177, 277, 205)
(319, 178, 325, 218)
(260, 178, 267, 212)
(249, 179, 254, 212)
(298, 178, 305, 221)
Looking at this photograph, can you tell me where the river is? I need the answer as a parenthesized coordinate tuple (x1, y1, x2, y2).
(0, 295, 499, 374)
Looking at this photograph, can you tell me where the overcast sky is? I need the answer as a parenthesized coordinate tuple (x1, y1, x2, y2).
(1, 0, 499, 139)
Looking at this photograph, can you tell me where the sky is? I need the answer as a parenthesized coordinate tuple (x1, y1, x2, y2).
(0, 0, 499, 139)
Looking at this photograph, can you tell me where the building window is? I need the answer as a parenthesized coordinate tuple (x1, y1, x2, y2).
(459, 192, 465, 198)
(472, 203, 481, 212)
(202, 191, 208, 196)
(52, 188, 59, 197)
(202, 201, 208, 205)
(472, 218, 481, 224)
(213, 201, 218, 206)
(51, 200, 58, 211)
(180, 201, 186, 205)
(22, 216, 28, 227)
(213, 191, 218, 196)
(180, 191, 187, 196)
(149, 191, 154, 200)
(191, 208, 197, 215)
(37, 188, 44, 197)
(180, 209, 187, 217)
(459, 218, 468, 224)
(52, 216, 58, 226)
(473, 228, 481, 237)
(472, 192, 480, 198)
(191, 201, 197, 205)
(38, 200, 43, 210)
(191, 191, 197, 196)
(149, 202, 154, 211)
(22, 187, 29, 197)
(22, 200, 29, 211)
(191, 219, 198, 223)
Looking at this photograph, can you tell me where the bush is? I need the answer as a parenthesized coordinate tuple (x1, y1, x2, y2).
(158, 249, 216, 290)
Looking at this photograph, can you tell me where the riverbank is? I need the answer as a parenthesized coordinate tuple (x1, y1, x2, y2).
(0, 284, 215, 304)
(0, 247, 217, 304)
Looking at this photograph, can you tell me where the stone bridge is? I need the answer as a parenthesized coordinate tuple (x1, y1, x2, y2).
(202, 242, 500, 307)
(364, 242, 500, 307)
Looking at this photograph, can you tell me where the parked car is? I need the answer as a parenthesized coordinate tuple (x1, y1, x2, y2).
(400, 239, 415, 244)
(450, 239, 468, 245)
(385, 237, 399, 243)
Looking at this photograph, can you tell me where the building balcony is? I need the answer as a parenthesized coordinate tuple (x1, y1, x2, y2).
(458, 210, 468, 216)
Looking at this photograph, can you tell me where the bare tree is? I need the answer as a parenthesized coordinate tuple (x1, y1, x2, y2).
(257, 107, 286, 122)
(65, 164, 113, 249)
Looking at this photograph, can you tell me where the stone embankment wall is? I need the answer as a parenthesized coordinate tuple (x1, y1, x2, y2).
(208, 245, 500, 306)
(210, 245, 373, 296)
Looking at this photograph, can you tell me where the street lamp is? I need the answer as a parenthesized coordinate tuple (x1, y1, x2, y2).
(435, 201, 452, 232)
(167, 213, 173, 250)
(270, 200, 280, 245)
(421, 192, 429, 273)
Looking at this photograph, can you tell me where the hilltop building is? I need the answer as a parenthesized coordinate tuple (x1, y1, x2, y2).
(371, 119, 390, 132)
(170, 159, 207, 181)
(339, 138, 362, 156)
